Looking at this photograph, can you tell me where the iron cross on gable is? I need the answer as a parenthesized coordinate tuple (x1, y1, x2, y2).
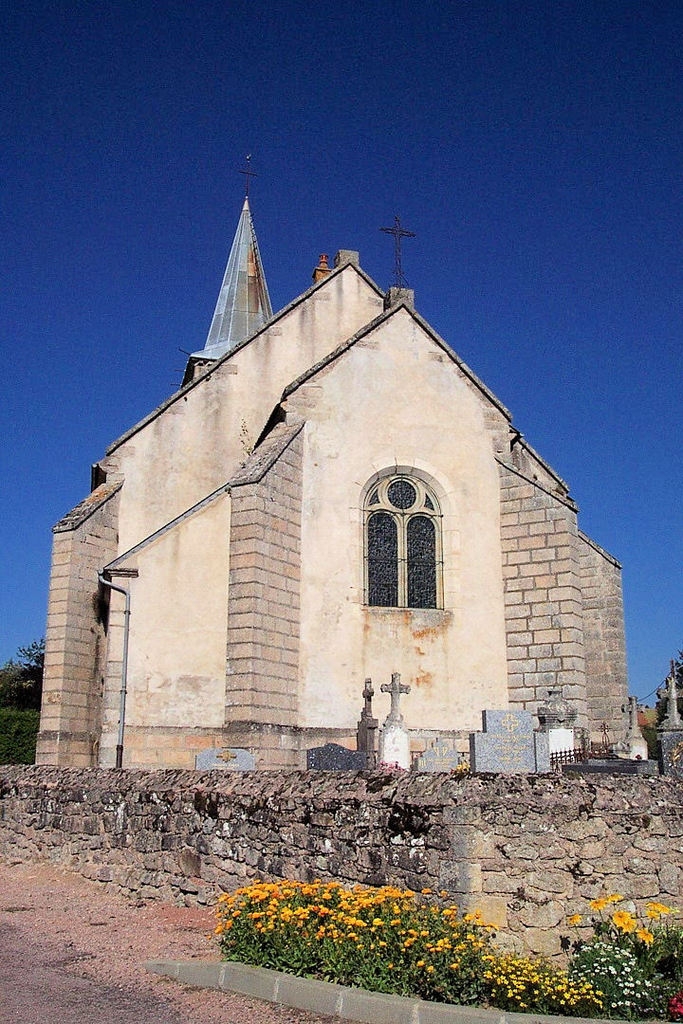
(381, 672, 411, 721)
(380, 215, 416, 288)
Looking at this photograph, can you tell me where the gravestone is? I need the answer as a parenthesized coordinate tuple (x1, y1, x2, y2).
(379, 672, 411, 769)
(469, 709, 550, 774)
(195, 747, 255, 771)
(615, 695, 648, 761)
(356, 678, 378, 768)
(415, 736, 463, 772)
(658, 662, 683, 779)
(306, 742, 368, 770)
(537, 688, 577, 755)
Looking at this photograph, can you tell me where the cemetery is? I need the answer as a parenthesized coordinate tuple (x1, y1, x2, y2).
(2, 667, 682, 1018)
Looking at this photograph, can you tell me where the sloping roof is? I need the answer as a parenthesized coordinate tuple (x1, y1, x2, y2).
(109, 259, 383, 456)
(282, 299, 512, 420)
(193, 197, 272, 360)
(103, 480, 232, 571)
(53, 480, 122, 534)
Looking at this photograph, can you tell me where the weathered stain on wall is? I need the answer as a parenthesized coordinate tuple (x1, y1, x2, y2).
(1, 767, 681, 958)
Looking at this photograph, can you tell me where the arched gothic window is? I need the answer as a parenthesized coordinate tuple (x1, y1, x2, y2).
(364, 475, 442, 609)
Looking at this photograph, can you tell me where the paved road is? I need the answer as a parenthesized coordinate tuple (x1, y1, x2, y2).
(0, 916, 191, 1024)
(0, 862, 335, 1024)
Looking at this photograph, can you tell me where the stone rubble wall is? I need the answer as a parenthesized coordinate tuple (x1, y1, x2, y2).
(1, 766, 681, 957)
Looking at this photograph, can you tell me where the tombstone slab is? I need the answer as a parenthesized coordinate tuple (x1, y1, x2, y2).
(307, 743, 368, 770)
(416, 737, 463, 772)
(380, 722, 410, 769)
(195, 747, 255, 771)
(659, 731, 683, 779)
(469, 710, 550, 774)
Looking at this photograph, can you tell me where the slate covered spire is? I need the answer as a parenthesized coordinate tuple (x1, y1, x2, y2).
(196, 197, 272, 360)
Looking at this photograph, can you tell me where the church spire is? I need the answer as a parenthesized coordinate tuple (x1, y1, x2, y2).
(197, 195, 273, 360)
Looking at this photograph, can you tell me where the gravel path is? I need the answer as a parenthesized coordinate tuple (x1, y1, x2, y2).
(0, 860, 337, 1024)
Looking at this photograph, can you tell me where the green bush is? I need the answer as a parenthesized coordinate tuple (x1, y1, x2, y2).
(0, 708, 40, 763)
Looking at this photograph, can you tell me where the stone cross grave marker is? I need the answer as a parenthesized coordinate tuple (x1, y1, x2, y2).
(356, 677, 378, 768)
(469, 709, 550, 774)
(379, 671, 411, 769)
(195, 747, 255, 771)
(658, 662, 683, 778)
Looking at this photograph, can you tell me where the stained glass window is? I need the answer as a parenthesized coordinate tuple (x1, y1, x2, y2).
(367, 512, 398, 606)
(407, 516, 436, 608)
(365, 475, 442, 609)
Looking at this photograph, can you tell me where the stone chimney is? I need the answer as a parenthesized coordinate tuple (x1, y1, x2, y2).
(334, 250, 360, 268)
(384, 286, 415, 311)
(312, 254, 331, 283)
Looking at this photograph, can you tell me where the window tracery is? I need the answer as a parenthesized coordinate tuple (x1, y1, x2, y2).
(364, 475, 442, 609)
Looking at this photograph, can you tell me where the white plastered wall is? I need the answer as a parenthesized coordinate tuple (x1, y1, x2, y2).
(108, 267, 383, 555)
(291, 308, 510, 735)
(102, 493, 231, 750)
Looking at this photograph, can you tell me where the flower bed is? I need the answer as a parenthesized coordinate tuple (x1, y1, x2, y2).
(215, 880, 602, 1017)
(215, 882, 683, 1019)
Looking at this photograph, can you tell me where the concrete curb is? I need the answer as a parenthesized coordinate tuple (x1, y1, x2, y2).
(145, 959, 607, 1024)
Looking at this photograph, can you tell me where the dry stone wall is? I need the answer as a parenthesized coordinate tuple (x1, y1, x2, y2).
(1, 766, 681, 957)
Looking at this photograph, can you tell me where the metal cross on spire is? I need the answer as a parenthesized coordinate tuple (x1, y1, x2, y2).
(380, 215, 416, 288)
(240, 154, 257, 198)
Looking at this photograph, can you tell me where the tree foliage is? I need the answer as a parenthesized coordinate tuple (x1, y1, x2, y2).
(0, 638, 44, 711)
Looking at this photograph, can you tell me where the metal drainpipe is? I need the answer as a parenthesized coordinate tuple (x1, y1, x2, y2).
(98, 574, 131, 769)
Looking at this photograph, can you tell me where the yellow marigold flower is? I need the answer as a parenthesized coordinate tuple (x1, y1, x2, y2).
(646, 901, 674, 919)
(589, 897, 609, 912)
(636, 927, 654, 944)
(421, 888, 433, 894)
(416, 959, 425, 967)
(612, 910, 636, 933)
(606, 893, 624, 904)
(567, 913, 582, 926)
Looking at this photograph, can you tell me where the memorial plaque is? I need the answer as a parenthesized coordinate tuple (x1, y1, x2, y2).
(307, 742, 368, 770)
(469, 710, 550, 774)
(416, 737, 463, 772)
(194, 747, 255, 771)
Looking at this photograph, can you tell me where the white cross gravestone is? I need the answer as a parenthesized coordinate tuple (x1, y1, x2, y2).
(379, 672, 411, 769)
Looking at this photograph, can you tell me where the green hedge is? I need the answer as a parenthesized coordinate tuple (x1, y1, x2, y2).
(0, 708, 40, 764)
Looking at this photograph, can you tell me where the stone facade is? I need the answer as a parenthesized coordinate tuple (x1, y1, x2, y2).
(2, 766, 681, 958)
(579, 532, 629, 740)
(37, 252, 629, 769)
(39, 484, 121, 766)
(224, 424, 304, 762)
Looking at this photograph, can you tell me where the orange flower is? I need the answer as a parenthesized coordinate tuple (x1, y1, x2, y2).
(612, 910, 636, 933)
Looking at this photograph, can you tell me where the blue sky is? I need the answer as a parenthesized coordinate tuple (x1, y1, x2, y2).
(2, 1, 681, 701)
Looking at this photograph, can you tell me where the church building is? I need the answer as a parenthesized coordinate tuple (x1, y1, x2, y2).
(37, 198, 629, 769)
